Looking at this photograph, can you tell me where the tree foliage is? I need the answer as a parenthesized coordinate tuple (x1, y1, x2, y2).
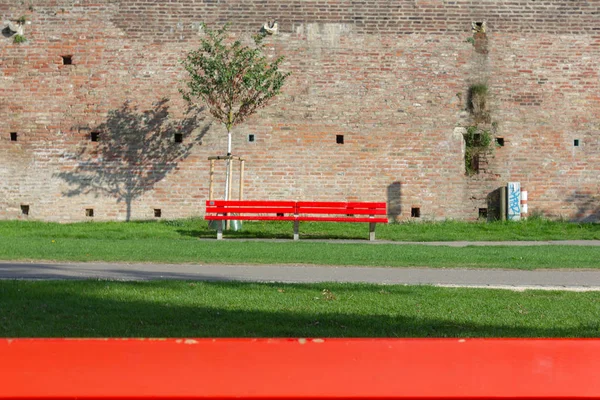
(180, 24, 290, 134)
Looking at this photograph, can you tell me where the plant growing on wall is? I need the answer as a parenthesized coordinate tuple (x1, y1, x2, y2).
(463, 82, 496, 175)
(180, 23, 290, 201)
(13, 34, 26, 44)
(464, 126, 493, 176)
(4, 15, 27, 42)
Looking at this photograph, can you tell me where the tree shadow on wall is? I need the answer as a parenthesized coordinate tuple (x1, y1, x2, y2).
(566, 191, 600, 223)
(56, 99, 209, 221)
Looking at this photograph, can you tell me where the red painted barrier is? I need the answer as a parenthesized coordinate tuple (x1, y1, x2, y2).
(1, 338, 600, 399)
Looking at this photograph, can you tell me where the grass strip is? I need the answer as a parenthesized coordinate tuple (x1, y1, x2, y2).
(1, 238, 599, 269)
(1, 218, 599, 241)
(0, 280, 598, 338)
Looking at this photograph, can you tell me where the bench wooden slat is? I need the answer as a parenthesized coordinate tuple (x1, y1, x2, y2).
(207, 200, 296, 207)
(297, 201, 385, 208)
(298, 217, 389, 223)
(206, 207, 296, 214)
(4, 339, 600, 400)
(205, 215, 296, 221)
(297, 207, 387, 215)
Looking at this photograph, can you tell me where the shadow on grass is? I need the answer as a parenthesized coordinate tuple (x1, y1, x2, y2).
(1, 281, 598, 338)
(176, 221, 374, 241)
(177, 229, 293, 240)
(179, 230, 370, 240)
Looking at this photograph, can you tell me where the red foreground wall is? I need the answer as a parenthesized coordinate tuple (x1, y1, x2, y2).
(2, 338, 600, 399)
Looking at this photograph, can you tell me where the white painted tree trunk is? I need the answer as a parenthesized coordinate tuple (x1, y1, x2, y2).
(224, 130, 232, 201)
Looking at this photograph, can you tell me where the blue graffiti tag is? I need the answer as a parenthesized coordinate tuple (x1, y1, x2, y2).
(508, 184, 520, 215)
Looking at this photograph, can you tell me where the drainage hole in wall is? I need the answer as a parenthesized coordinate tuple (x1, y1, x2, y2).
(574, 139, 580, 147)
(479, 208, 488, 219)
(411, 207, 421, 218)
(336, 135, 344, 144)
(154, 209, 162, 218)
(21, 205, 29, 216)
(10, 132, 17, 141)
(496, 137, 505, 147)
(85, 208, 94, 217)
(174, 133, 183, 143)
(62, 55, 73, 65)
(91, 132, 100, 142)
(248, 134, 255, 143)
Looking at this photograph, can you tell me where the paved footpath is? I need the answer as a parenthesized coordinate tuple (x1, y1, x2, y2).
(2, 259, 600, 291)
(201, 239, 600, 246)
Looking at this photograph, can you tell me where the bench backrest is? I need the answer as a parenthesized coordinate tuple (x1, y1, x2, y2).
(206, 201, 387, 217)
(206, 200, 297, 215)
(296, 201, 387, 216)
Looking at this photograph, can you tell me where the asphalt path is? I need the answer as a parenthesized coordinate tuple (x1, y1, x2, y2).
(2, 261, 600, 291)
(200, 239, 600, 246)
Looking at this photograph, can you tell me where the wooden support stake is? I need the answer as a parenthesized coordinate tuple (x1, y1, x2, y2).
(239, 160, 245, 201)
(227, 160, 234, 202)
(209, 160, 215, 201)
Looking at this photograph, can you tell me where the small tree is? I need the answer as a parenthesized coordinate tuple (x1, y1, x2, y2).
(180, 24, 290, 200)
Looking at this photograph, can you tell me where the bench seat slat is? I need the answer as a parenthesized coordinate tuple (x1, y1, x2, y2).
(206, 207, 296, 214)
(298, 217, 388, 223)
(205, 215, 296, 221)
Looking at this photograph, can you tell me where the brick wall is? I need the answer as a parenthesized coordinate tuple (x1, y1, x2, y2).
(1, 0, 598, 222)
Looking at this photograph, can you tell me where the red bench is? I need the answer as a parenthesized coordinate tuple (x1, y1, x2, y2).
(3, 338, 600, 399)
(205, 200, 388, 240)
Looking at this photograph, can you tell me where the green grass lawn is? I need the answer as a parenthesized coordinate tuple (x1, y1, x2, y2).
(2, 218, 599, 241)
(1, 280, 598, 338)
(1, 238, 599, 269)
(1, 219, 599, 268)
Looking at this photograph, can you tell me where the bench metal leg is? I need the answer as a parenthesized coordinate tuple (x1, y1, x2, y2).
(217, 221, 223, 240)
(369, 222, 376, 241)
(293, 220, 299, 241)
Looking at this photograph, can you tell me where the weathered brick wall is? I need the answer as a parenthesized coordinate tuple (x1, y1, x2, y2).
(1, 0, 598, 222)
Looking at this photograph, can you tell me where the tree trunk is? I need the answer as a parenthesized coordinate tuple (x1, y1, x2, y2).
(224, 128, 232, 201)
(224, 128, 232, 230)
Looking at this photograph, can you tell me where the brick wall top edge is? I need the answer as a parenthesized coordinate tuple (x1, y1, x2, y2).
(2, 0, 599, 39)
